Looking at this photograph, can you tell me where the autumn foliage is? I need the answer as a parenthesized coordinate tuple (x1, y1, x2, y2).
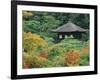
(23, 32, 48, 52)
(64, 50, 80, 66)
(22, 32, 89, 68)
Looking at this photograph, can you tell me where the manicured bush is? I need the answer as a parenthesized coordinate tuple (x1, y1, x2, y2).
(80, 46, 89, 66)
(64, 50, 80, 66)
(23, 32, 48, 53)
(22, 32, 89, 68)
(23, 53, 53, 68)
(48, 44, 65, 60)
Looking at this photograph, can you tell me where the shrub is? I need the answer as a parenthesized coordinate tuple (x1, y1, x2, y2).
(23, 53, 36, 68)
(80, 46, 89, 66)
(80, 53, 89, 66)
(81, 46, 89, 54)
(23, 32, 48, 53)
(61, 38, 83, 51)
(23, 53, 51, 68)
(48, 45, 65, 60)
(64, 50, 80, 66)
(51, 56, 65, 67)
(44, 37, 54, 46)
(38, 51, 48, 59)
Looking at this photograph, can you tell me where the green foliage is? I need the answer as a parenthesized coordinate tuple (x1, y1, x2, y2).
(22, 11, 89, 40)
(44, 37, 54, 46)
(48, 45, 65, 60)
(51, 56, 65, 67)
(23, 53, 53, 68)
(23, 32, 48, 53)
(22, 11, 90, 68)
(60, 37, 83, 51)
(23, 20, 41, 33)
(80, 53, 89, 66)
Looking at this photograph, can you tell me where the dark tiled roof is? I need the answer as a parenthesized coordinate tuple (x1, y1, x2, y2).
(52, 21, 86, 32)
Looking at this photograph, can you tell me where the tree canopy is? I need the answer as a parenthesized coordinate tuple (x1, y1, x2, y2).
(22, 11, 89, 38)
